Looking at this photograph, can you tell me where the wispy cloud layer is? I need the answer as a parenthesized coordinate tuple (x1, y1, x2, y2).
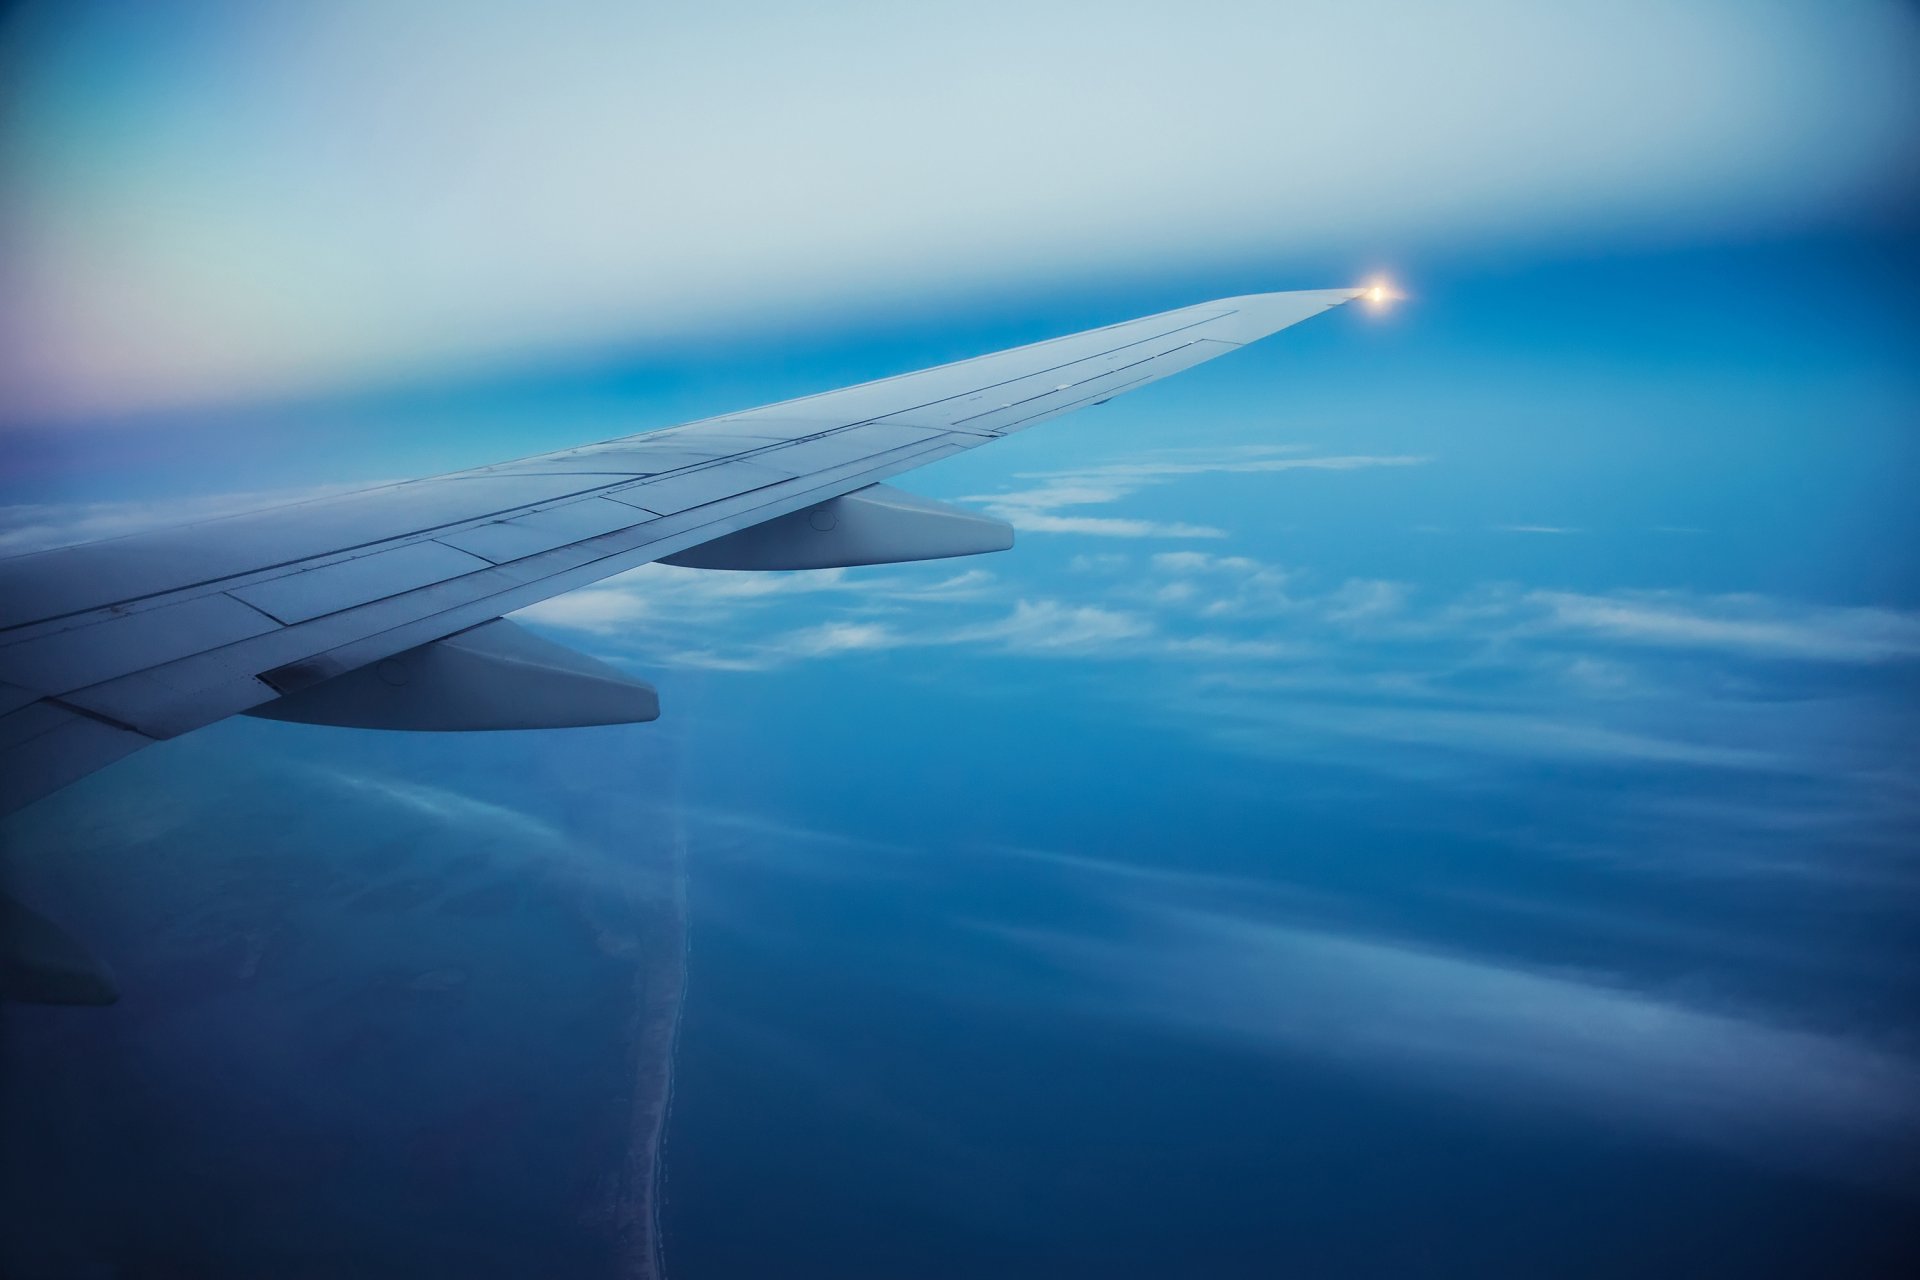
(994, 896, 1920, 1182)
(490, 437, 1918, 894)
(543, 541, 1920, 677)
(673, 805, 1920, 1186)
(965, 448, 1427, 539)
(508, 539, 1920, 869)
(1532, 590, 1920, 662)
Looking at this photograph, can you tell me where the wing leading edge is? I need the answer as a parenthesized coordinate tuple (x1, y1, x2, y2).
(0, 288, 1364, 814)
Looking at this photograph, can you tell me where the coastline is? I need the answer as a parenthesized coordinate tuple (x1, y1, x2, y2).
(603, 805, 691, 1280)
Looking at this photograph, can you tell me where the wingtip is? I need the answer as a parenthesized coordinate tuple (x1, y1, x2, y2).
(1351, 281, 1404, 307)
(1198, 287, 1372, 342)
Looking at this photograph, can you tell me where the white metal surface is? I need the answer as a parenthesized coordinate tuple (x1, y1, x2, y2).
(436, 497, 655, 563)
(229, 541, 495, 625)
(0, 289, 1362, 814)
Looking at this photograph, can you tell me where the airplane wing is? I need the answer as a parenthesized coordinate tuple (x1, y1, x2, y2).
(0, 288, 1363, 816)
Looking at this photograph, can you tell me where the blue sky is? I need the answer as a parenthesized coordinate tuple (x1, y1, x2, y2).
(2, 2, 1918, 1276)
(4, 0, 1916, 420)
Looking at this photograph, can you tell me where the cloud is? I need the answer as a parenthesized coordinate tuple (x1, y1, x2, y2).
(690, 598, 1155, 669)
(1322, 578, 1408, 623)
(316, 769, 571, 849)
(515, 561, 1000, 636)
(511, 584, 654, 635)
(951, 599, 1151, 653)
(515, 534, 1918, 810)
(996, 900, 1920, 1182)
(1532, 590, 1920, 663)
(1140, 552, 1297, 618)
(306, 767, 687, 902)
(965, 477, 1226, 540)
(992, 513, 1227, 539)
(776, 620, 907, 658)
(1160, 635, 1310, 662)
(1193, 699, 1786, 772)
(966, 450, 1428, 540)
(649, 647, 782, 673)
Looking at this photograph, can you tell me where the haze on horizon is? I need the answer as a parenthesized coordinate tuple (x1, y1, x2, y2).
(2, 0, 1916, 422)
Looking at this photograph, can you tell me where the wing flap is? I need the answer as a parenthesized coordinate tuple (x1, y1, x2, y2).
(228, 541, 495, 625)
(613, 459, 800, 516)
(0, 593, 280, 693)
(0, 703, 150, 817)
(435, 497, 656, 563)
(0, 473, 627, 629)
(754, 423, 947, 472)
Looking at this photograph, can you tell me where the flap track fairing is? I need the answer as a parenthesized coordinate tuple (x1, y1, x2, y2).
(662, 482, 1012, 571)
(247, 618, 658, 731)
